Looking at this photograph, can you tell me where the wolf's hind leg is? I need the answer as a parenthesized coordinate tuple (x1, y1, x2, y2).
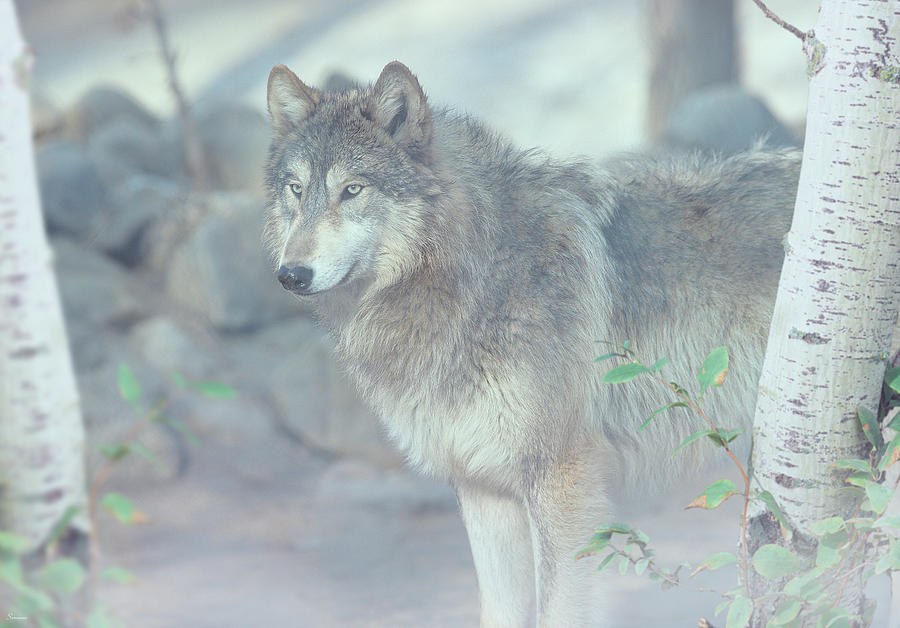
(527, 449, 610, 626)
(456, 483, 535, 628)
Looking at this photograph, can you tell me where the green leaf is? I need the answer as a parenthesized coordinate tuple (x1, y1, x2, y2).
(691, 551, 737, 576)
(191, 381, 236, 399)
(596, 552, 618, 572)
(618, 556, 629, 575)
(632, 528, 650, 545)
(47, 504, 81, 548)
(770, 598, 802, 625)
(0, 531, 31, 554)
(816, 607, 852, 628)
(0, 555, 25, 588)
(99, 443, 130, 462)
(102, 492, 143, 524)
(726, 595, 752, 628)
(102, 566, 136, 584)
(816, 540, 842, 568)
(752, 544, 803, 579)
(590, 529, 613, 544)
(857, 405, 883, 451)
(634, 558, 649, 576)
(650, 357, 667, 373)
(698, 346, 729, 400)
(128, 442, 168, 473)
(877, 433, 900, 472)
(888, 412, 900, 432)
(886, 366, 900, 394)
(11, 585, 55, 614)
(87, 604, 121, 628)
(864, 480, 892, 514)
(686, 479, 738, 510)
(594, 352, 620, 362)
(117, 363, 142, 405)
(890, 538, 900, 569)
(671, 429, 715, 457)
(833, 459, 872, 473)
(809, 516, 845, 536)
(170, 371, 188, 389)
(784, 567, 824, 598)
(33, 558, 86, 594)
(602, 363, 650, 384)
(639, 402, 688, 431)
(874, 515, 900, 529)
(706, 428, 744, 448)
(715, 599, 731, 617)
(757, 490, 793, 541)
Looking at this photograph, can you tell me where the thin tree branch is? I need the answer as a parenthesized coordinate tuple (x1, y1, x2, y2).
(144, 0, 211, 192)
(750, 0, 807, 42)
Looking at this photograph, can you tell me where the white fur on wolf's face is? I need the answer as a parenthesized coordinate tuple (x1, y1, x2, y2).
(275, 159, 379, 294)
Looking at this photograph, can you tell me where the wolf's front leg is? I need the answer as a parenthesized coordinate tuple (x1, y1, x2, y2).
(526, 450, 611, 626)
(456, 482, 535, 628)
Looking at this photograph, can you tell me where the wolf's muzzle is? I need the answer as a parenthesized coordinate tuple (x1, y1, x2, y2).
(278, 265, 314, 294)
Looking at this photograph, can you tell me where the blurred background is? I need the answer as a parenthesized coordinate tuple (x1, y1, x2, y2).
(6, 0, 851, 626)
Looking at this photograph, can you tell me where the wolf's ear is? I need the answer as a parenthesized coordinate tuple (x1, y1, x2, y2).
(371, 61, 432, 152)
(267, 65, 320, 132)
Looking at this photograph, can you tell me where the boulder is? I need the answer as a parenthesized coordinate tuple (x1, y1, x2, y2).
(662, 84, 797, 155)
(165, 193, 301, 332)
(37, 140, 107, 239)
(66, 85, 158, 140)
(195, 103, 271, 195)
(51, 237, 144, 328)
(95, 174, 182, 267)
(87, 117, 169, 186)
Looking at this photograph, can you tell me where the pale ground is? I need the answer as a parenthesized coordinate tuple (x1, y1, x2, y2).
(15, 1, 893, 627)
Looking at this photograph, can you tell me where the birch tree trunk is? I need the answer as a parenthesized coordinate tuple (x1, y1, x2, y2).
(0, 0, 89, 556)
(747, 1, 900, 624)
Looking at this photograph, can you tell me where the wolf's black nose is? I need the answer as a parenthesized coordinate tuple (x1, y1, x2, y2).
(278, 265, 314, 293)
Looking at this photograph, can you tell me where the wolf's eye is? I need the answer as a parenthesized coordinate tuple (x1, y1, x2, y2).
(288, 183, 303, 198)
(344, 184, 363, 197)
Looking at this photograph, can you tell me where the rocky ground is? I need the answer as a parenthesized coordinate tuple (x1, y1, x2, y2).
(12, 1, 894, 627)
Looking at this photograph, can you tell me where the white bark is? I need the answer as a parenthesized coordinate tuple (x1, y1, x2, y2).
(748, 0, 900, 622)
(0, 1, 89, 551)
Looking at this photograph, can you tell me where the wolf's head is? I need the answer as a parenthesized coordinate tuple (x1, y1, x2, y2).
(263, 61, 440, 296)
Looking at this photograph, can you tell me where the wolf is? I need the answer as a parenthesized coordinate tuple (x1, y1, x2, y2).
(262, 61, 800, 626)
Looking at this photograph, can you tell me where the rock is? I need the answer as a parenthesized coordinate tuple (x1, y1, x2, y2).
(87, 118, 169, 186)
(37, 140, 107, 239)
(96, 174, 183, 266)
(128, 316, 217, 380)
(260, 318, 400, 466)
(662, 84, 797, 155)
(165, 193, 301, 332)
(194, 103, 270, 195)
(52, 237, 144, 327)
(51, 237, 146, 370)
(66, 85, 158, 140)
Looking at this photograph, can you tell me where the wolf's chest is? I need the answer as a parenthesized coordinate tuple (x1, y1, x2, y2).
(363, 369, 535, 490)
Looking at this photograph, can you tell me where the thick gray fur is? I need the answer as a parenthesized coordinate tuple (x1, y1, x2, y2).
(263, 61, 800, 626)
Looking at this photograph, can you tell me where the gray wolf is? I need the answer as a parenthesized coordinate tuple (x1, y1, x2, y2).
(263, 61, 799, 626)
